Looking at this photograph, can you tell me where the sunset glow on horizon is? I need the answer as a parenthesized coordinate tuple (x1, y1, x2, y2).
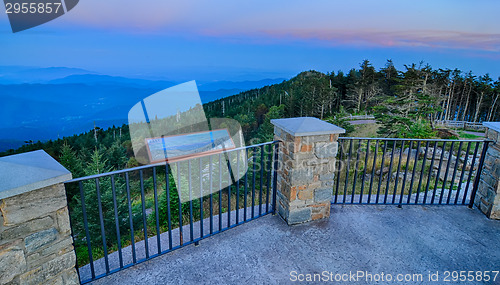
(1, 0, 499, 80)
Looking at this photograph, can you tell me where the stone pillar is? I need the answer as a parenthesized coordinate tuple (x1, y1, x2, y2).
(475, 122, 500, 219)
(271, 117, 345, 225)
(0, 150, 79, 284)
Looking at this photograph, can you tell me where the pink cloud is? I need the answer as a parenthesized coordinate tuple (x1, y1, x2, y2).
(52, 0, 500, 53)
(194, 27, 500, 54)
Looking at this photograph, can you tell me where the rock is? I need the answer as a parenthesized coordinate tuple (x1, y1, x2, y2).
(0, 216, 54, 242)
(319, 173, 335, 181)
(436, 128, 459, 139)
(432, 155, 459, 170)
(314, 142, 338, 158)
(56, 208, 71, 236)
(290, 169, 314, 184)
(25, 228, 58, 254)
(323, 181, 335, 187)
(426, 147, 453, 159)
(46, 275, 64, 285)
(443, 153, 457, 162)
(0, 184, 67, 226)
(435, 169, 463, 184)
(39, 237, 74, 259)
(42, 251, 76, 281)
(431, 152, 459, 171)
(403, 148, 419, 157)
(20, 266, 45, 285)
(459, 155, 479, 171)
(298, 189, 313, 200)
(287, 208, 312, 224)
(63, 268, 80, 285)
(426, 147, 441, 159)
(305, 158, 330, 166)
(376, 167, 390, 176)
(20, 252, 76, 284)
(384, 151, 395, 159)
(314, 188, 332, 202)
(0, 245, 26, 284)
(392, 172, 413, 181)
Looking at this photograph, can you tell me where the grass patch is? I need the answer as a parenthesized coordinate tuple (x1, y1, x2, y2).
(349, 123, 380, 138)
(458, 131, 483, 139)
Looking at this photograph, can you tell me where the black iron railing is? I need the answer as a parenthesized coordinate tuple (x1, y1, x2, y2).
(333, 138, 491, 206)
(64, 141, 279, 284)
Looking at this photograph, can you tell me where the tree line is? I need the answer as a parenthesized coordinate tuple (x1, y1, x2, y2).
(2, 59, 499, 168)
(205, 60, 499, 139)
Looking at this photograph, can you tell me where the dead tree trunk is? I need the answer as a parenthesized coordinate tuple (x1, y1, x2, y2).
(487, 93, 499, 121)
(473, 92, 484, 122)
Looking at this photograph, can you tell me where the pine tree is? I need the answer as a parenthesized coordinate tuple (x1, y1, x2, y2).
(71, 149, 130, 248)
(374, 63, 437, 138)
(257, 105, 285, 142)
(59, 142, 83, 178)
(107, 140, 128, 170)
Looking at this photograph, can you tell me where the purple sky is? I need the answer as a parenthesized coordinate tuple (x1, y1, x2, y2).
(1, 0, 499, 81)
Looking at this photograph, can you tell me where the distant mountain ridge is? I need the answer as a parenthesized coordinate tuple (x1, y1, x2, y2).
(197, 78, 285, 91)
(48, 74, 176, 89)
(0, 66, 287, 151)
(48, 74, 285, 90)
(0, 66, 96, 84)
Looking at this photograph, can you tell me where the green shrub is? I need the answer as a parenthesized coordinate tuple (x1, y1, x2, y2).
(153, 173, 201, 230)
(404, 119, 436, 139)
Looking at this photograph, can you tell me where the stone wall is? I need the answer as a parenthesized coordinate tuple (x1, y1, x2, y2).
(475, 125, 500, 219)
(0, 183, 79, 284)
(272, 117, 344, 225)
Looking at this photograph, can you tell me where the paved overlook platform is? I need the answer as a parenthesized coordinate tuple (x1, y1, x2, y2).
(91, 206, 500, 285)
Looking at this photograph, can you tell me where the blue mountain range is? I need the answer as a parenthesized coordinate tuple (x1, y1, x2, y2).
(0, 66, 285, 151)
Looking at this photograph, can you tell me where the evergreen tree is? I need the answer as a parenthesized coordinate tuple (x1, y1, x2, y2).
(374, 63, 438, 138)
(107, 140, 128, 170)
(257, 105, 285, 142)
(59, 143, 83, 178)
(70, 149, 130, 248)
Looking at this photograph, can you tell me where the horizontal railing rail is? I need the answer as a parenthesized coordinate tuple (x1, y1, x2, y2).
(64, 141, 279, 284)
(65, 141, 280, 183)
(343, 114, 375, 120)
(434, 120, 486, 131)
(333, 138, 490, 206)
(339, 137, 486, 142)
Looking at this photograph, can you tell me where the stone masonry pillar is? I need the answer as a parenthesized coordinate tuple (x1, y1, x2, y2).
(475, 122, 500, 219)
(271, 117, 345, 225)
(0, 150, 79, 284)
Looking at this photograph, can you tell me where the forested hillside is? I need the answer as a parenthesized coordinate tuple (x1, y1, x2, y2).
(204, 60, 499, 139)
(2, 59, 499, 176)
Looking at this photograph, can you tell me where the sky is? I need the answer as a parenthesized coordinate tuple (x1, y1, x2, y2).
(1, 0, 499, 81)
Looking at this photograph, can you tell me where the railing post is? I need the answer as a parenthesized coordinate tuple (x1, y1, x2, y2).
(0, 150, 79, 284)
(271, 117, 345, 225)
(473, 122, 500, 219)
(272, 142, 279, 215)
(469, 141, 490, 208)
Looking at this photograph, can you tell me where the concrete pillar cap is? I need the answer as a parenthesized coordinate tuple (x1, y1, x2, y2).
(271, 117, 345, 137)
(483, 122, 500, 134)
(0, 150, 71, 200)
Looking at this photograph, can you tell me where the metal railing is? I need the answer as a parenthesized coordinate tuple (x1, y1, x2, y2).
(343, 114, 375, 120)
(435, 120, 486, 131)
(64, 141, 279, 284)
(333, 138, 491, 206)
